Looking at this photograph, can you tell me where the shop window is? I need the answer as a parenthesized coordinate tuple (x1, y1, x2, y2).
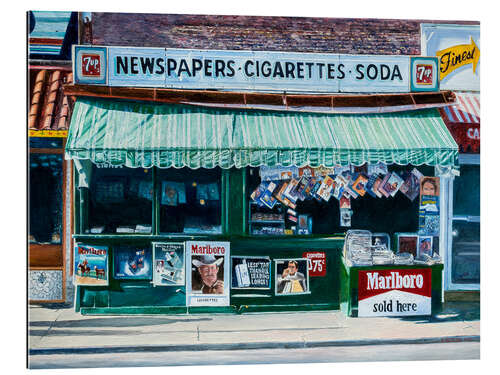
(451, 164, 480, 285)
(29, 154, 63, 243)
(88, 165, 153, 234)
(158, 168, 222, 234)
(247, 165, 434, 237)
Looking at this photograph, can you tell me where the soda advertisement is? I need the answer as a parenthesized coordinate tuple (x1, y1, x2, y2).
(73, 244, 109, 286)
(358, 268, 432, 317)
(113, 246, 152, 279)
(231, 256, 271, 289)
(152, 242, 185, 286)
(302, 251, 327, 277)
(186, 241, 230, 307)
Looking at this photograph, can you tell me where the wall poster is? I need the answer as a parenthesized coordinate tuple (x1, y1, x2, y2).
(73, 243, 109, 286)
(275, 258, 310, 295)
(113, 246, 152, 279)
(231, 256, 271, 289)
(186, 241, 230, 306)
(152, 242, 185, 286)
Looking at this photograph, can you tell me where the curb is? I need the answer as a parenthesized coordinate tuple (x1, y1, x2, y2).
(29, 335, 480, 355)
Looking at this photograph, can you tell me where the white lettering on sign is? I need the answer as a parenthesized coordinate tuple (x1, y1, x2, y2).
(366, 271, 424, 290)
(467, 128, 480, 140)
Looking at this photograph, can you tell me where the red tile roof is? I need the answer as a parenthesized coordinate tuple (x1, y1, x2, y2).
(29, 68, 73, 131)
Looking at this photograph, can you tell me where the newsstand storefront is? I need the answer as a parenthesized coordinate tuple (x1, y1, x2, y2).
(65, 46, 458, 316)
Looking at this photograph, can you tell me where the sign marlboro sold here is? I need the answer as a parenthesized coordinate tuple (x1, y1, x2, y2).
(358, 269, 431, 317)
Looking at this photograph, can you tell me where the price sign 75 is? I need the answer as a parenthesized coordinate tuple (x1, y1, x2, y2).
(302, 251, 326, 277)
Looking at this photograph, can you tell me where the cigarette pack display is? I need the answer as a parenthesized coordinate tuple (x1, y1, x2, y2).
(235, 261, 251, 287)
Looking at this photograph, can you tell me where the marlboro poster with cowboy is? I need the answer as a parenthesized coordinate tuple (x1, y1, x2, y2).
(73, 243, 109, 286)
(186, 241, 230, 307)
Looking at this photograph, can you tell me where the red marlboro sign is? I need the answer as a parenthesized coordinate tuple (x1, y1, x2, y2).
(358, 268, 431, 317)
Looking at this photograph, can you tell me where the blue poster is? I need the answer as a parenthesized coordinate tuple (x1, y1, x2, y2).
(114, 246, 152, 279)
(74, 244, 109, 286)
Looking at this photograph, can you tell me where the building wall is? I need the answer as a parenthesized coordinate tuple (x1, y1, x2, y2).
(90, 13, 478, 55)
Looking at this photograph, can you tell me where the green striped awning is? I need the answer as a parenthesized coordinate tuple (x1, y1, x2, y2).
(65, 97, 459, 170)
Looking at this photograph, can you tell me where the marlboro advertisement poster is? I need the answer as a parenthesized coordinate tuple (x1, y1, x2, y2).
(73, 244, 109, 286)
(358, 269, 432, 317)
(186, 241, 230, 307)
(231, 256, 271, 289)
(152, 242, 185, 286)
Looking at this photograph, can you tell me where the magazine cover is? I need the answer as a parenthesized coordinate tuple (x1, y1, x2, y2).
(340, 208, 352, 227)
(418, 236, 434, 257)
(419, 194, 440, 236)
(399, 168, 424, 201)
(298, 166, 316, 178)
(420, 176, 440, 197)
(317, 175, 335, 201)
(352, 174, 369, 196)
(364, 173, 379, 198)
(371, 176, 383, 198)
(260, 181, 278, 209)
(339, 195, 351, 209)
(372, 233, 391, 250)
(397, 234, 418, 257)
(377, 173, 391, 197)
(380, 172, 404, 197)
(367, 162, 389, 176)
(284, 178, 300, 203)
(333, 174, 347, 200)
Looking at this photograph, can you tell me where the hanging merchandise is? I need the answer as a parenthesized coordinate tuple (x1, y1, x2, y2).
(339, 195, 351, 209)
(380, 172, 404, 197)
(161, 181, 178, 206)
(317, 175, 335, 201)
(364, 173, 379, 198)
(399, 168, 424, 201)
(259, 182, 278, 209)
(367, 162, 388, 176)
(284, 178, 300, 203)
(371, 176, 383, 198)
(351, 174, 369, 197)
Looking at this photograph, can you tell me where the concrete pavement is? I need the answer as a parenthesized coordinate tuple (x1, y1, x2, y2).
(28, 301, 479, 355)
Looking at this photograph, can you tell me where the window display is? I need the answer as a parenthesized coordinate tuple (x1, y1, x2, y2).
(88, 165, 153, 234)
(247, 164, 434, 236)
(158, 168, 222, 234)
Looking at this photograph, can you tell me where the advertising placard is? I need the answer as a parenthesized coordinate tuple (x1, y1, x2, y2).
(152, 242, 185, 286)
(73, 244, 109, 286)
(73, 46, 439, 93)
(186, 241, 230, 306)
(421, 24, 480, 91)
(231, 256, 271, 289)
(302, 251, 326, 277)
(275, 258, 310, 295)
(113, 246, 152, 279)
(358, 268, 432, 317)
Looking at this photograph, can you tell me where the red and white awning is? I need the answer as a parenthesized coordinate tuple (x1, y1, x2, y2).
(442, 93, 480, 124)
(440, 93, 480, 154)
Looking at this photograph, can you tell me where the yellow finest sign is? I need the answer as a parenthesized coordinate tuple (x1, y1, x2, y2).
(436, 37, 480, 80)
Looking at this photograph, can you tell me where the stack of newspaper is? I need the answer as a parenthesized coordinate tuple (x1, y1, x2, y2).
(345, 230, 373, 266)
(371, 245, 394, 265)
(394, 252, 414, 265)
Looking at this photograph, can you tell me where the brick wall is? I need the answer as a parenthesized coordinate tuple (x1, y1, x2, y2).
(91, 13, 478, 55)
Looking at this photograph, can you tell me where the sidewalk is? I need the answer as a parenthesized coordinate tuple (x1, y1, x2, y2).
(28, 302, 479, 355)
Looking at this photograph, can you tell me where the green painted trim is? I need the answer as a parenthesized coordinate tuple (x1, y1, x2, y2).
(81, 306, 188, 315)
(152, 167, 159, 235)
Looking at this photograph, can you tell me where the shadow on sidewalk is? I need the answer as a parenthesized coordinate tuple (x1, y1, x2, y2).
(29, 329, 141, 337)
(398, 302, 480, 323)
(30, 317, 212, 328)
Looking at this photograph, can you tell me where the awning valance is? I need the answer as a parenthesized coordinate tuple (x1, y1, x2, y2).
(65, 97, 459, 170)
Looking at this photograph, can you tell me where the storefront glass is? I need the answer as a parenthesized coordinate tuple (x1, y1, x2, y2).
(29, 154, 63, 243)
(451, 164, 480, 284)
(158, 168, 222, 234)
(88, 165, 153, 234)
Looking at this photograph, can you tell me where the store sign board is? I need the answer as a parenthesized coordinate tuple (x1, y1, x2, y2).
(73, 45, 439, 93)
(302, 251, 326, 277)
(186, 241, 230, 307)
(421, 24, 480, 91)
(73, 243, 109, 286)
(231, 256, 271, 289)
(358, 268, 431, 317)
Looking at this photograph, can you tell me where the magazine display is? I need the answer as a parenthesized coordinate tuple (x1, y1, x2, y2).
(249, 164, 429, 235)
